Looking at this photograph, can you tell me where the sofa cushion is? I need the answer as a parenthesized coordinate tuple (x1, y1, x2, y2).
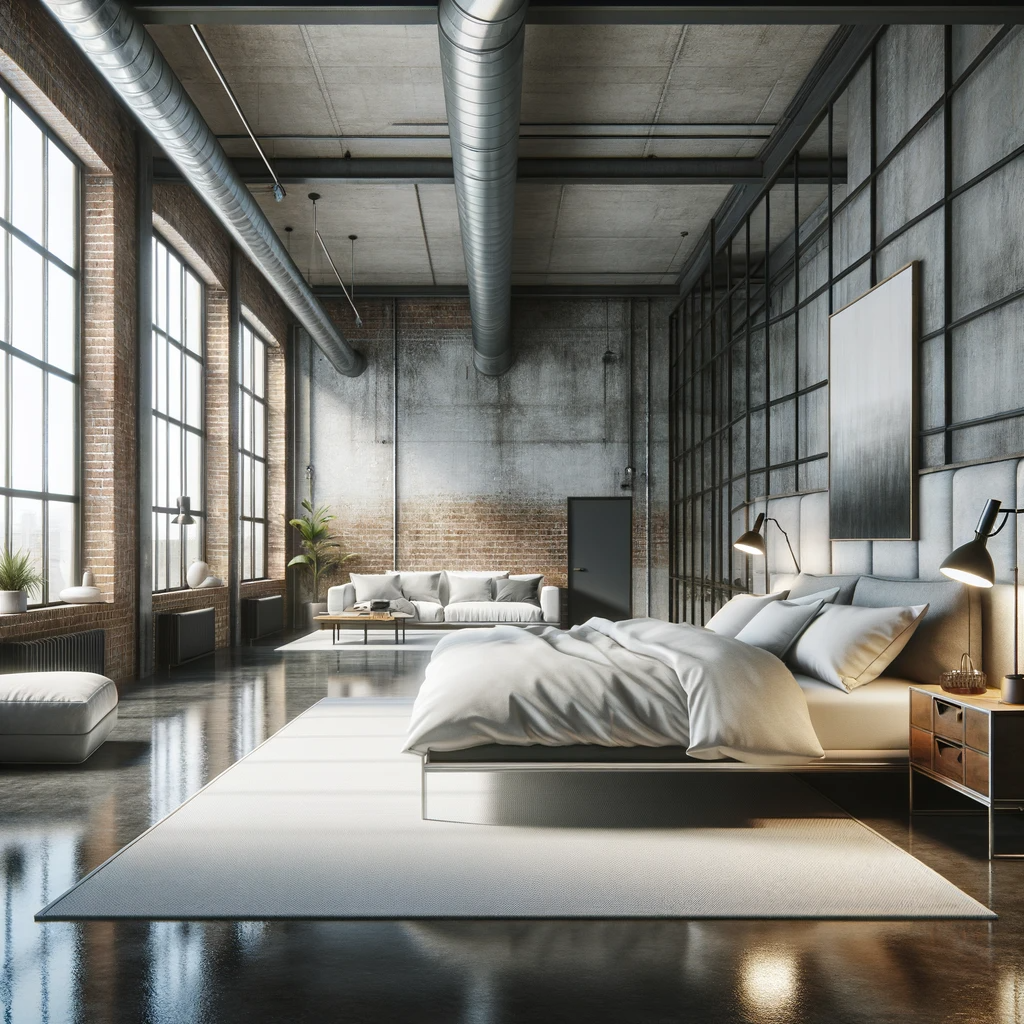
(447, 575, 495, 603)
(445, 601, 544, 623)
(442, 571, 508, 605)
(411, 600, 444, 623)
(350, 573, 404, 604)
(399, 571, 442, 604)
(496, 578, 541, 605)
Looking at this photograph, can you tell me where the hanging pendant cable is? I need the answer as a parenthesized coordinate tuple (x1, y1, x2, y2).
(190, 25, 285, 202)
(309, 193, 362, 327)
(349, 234, 358, 304)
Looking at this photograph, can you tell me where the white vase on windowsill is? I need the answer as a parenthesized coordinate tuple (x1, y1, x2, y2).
(59, 570, 104, 604)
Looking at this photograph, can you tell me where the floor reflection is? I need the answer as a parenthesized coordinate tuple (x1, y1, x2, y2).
(0, 639, 1019, 1023)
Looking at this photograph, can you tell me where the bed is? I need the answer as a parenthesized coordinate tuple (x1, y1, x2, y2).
(405, 573, 989, 821)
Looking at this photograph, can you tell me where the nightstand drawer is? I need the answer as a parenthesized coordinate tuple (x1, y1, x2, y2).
(910, 726, 932, 767)
(933, 737, 964, 784)
(910, 689, 932, 731)
(965, 707, 989, 753)
(933, 698, 964, 742)
(965, 747, 989, 796)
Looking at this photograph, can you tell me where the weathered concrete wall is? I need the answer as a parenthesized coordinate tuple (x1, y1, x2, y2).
(295, 296, 671, 619)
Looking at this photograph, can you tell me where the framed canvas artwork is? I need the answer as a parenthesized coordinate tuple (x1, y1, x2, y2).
(829, 262, 919, 541)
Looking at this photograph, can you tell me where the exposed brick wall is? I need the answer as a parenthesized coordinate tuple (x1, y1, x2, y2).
(151, 185, 292, 646)
(0, 4, 294, 677)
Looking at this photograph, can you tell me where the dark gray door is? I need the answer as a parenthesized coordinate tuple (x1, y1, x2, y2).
(567, 497, 632, 626)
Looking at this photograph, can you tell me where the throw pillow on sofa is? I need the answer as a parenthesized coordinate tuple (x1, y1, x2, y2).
(349, 573, 404, 604)
(399, 571, 442, 604)
(447, 574, 494, 603)
(496, 578, 541, 605)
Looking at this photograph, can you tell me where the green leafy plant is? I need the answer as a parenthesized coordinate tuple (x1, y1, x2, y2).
(287, 499, 354, 602)
(0, 548, 45, 596)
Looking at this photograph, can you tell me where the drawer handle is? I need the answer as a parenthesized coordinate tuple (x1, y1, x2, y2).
(935, 702, 963, 723)
(935, 738, 963, 763)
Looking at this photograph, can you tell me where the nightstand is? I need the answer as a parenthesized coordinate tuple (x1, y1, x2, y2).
(909, 684, 1024, 858)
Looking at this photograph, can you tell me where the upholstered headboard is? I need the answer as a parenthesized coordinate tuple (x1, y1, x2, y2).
(749, 455, 1024, 681)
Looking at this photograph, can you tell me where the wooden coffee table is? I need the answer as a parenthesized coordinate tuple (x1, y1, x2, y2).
(313, 612, 414, 645)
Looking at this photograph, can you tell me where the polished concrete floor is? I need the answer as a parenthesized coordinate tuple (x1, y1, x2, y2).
(1, 637, 1022, 1023)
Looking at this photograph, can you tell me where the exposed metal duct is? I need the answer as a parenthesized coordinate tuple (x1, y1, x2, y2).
(41, 0, 366, 377)
(438, 0, 528, 376)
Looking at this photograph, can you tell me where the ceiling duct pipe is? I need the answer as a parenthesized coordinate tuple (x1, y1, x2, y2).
(41, 0, 366, 377)
(438, 0, 528, 376)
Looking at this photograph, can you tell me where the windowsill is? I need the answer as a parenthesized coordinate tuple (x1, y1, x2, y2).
(0, 600, 114, 619)
(153, 586, 227, 596)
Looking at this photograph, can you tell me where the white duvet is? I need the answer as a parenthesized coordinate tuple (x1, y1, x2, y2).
(404, 617, 825, 765)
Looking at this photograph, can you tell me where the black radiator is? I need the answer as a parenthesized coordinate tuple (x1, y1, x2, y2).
(243, 595, 284, 640)
(157, 608, 216, 666)
(0, 629, 106, 675)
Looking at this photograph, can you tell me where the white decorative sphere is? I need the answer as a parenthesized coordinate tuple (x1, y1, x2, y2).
(186, 560, 211, 589)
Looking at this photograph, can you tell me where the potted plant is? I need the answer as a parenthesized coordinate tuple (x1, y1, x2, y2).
(0, 548, 46, 614)
(288, 499, 354, 627)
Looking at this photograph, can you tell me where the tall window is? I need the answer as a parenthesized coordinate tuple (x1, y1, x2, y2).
(239, 320, 267, 580)
(152, 236, 204, 591)
(0, 80, 80, 605)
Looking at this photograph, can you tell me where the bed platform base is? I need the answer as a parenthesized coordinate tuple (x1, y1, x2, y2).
(421, 747, 907, 824)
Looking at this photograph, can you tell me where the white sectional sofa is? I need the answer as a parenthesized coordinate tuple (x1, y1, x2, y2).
(327, 571, 561, 626)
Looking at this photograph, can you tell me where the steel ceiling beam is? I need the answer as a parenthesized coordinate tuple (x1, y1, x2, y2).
(134, 2, 1024, 25)
(153, 155, 846, 185)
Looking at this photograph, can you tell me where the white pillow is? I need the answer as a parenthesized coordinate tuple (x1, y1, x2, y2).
(349, 573, 404, 604)
(734, 599, 824, 660)
(705, 592, 789, 638)
(786, 602, 930, 691)
(398, 571, 442, 604)
(448, 575, 495, 603)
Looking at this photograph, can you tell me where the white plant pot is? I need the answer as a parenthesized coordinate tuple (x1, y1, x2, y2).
(0, 591, 28, 614)
(305, 601, 328, 628)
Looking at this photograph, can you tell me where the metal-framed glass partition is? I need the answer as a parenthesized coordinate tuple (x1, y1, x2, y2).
(670, 25, 1023, 625)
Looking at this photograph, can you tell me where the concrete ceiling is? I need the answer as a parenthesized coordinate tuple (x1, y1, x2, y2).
(148, 21, 838, 287)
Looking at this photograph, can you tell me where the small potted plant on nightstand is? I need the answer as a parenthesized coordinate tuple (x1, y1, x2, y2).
(0, 548, 46, 614)
(288, 499, 355, 628)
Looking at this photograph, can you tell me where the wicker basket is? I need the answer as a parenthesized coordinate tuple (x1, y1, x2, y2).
(939, 653, 988, 696)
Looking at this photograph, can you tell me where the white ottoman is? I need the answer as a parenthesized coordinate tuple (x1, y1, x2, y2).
(0, 672, 118, 763)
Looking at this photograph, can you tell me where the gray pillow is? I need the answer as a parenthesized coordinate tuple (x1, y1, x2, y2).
(399, 571, 441, 604)
(852, 576, 980, 686)
(447, 574, 493, 603)
(349, 573, 404, 604)
(787, 573, 860, 605)
(786, 602, 929, 691)
(735, 599, 824, 660)
(788, 587, 840, 608)
(705, 592, 789, 638)
(495, 578, 540, 605)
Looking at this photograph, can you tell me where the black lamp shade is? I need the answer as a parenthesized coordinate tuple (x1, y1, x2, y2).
(734, 513, 766, 557)
(940, 538, 995, 588)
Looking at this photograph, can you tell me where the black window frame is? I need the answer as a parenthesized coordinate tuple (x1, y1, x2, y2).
(151, 232, 206, 593)
(0, 75, 82, 607)
(238, 318, 268, 582)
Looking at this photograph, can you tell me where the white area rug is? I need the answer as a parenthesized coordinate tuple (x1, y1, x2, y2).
(276, 629, 453, 652)
(38, 700, 993, 921)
